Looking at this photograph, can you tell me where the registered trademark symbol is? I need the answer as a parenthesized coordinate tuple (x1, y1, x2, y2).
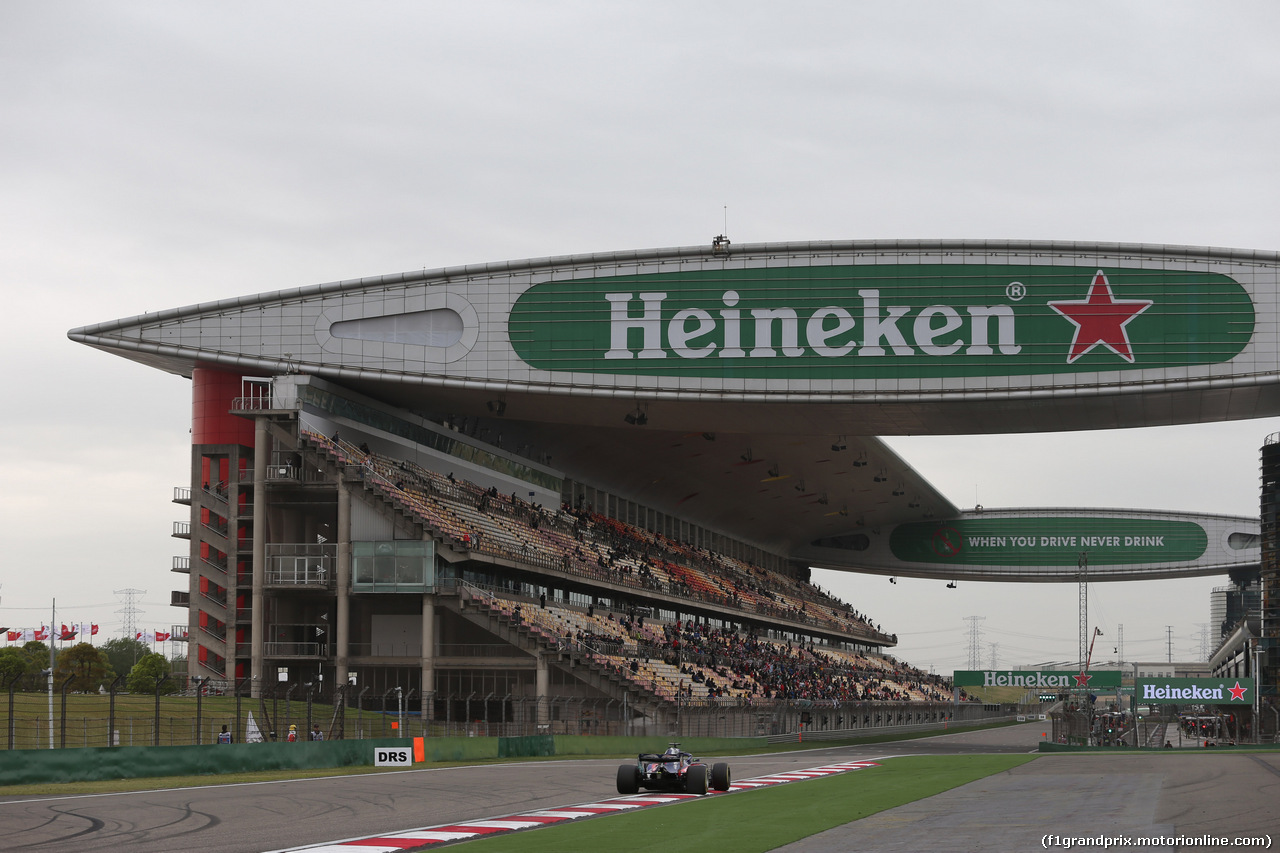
(1006, 281, 1026, 301)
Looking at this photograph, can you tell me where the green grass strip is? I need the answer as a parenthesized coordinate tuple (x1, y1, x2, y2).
(449, 754, 1038, 853)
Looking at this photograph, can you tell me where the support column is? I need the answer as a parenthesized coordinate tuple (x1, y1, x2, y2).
(335, 475, 351, 689)
(250, 416, 268, 698)
(536, 653, 550, 731)
(421, 592, 435, 723)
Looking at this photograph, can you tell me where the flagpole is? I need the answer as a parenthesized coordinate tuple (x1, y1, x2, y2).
(48, 598, 55, 749)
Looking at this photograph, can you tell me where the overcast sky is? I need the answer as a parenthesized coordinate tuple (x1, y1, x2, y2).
(3, 1, 1278, 672)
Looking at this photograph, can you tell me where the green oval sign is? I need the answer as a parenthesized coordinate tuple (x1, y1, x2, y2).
(508, 264, 1253, 379)
(888, 517, 1209, 566)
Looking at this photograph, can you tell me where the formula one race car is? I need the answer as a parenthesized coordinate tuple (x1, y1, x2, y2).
(616, 744, 732, 795)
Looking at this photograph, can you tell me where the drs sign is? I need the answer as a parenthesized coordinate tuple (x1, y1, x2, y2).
(375, 747, 414, 767)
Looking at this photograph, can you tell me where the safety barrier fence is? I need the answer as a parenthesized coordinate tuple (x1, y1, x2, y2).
(1, 683, 1004, 749)
(0, 734, 763, 786)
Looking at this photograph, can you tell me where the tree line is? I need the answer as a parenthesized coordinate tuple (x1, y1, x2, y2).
(0, 638, 180, 694)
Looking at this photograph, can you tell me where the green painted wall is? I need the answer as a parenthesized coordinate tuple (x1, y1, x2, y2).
(0, 735, 766, 786)
(0, 737, 496, 786)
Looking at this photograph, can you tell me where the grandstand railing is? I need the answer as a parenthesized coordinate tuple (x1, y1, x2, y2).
(265, 565, 333, 588)
(346, 642, 425, 658)
(199, 622, 226, 642)
(231, 394, 299, 412)
(198, 588, 227, 609)
(264, 642, 326, 658)
(267, 463, 301, 481)
(201, 518, 229, 538)
(436, 643, 524, 657)
(202, 553, 227, 573)
(202, 480, 230, 501)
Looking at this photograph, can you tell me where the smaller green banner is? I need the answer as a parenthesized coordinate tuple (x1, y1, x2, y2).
(953, 670, 1122, 689)
(891, 517, 1208, 566)
(1134, 677, 1255, 705)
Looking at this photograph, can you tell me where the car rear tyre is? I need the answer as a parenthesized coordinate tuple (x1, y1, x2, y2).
(686, 763, 709, 795)
(617, 763, 641, 795)
(711, 762, 731, 791)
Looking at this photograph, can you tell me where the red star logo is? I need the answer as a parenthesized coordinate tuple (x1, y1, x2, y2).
(1228, 681, 1248, 701)
(1047, 271, 1153, 363)
(1073, 671, 1092, 687)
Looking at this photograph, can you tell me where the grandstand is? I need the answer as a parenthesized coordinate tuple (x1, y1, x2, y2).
(178, 379, 960, 734)
(69, 238, 1280, 735)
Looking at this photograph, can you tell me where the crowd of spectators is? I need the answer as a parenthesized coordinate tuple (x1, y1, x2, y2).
(471, 586, 961, 705)
(306, 427, 895, 644)
(656, 620, 954, 703)
(301, 429, 967, 708)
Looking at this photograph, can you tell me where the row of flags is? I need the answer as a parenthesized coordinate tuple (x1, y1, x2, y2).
(2, 625, 187, 644)
(3, 623, 99, 643)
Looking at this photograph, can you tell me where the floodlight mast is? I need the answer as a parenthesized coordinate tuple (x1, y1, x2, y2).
(1078, 553, 1088, 671)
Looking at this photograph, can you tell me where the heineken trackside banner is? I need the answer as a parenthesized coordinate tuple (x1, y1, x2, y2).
(507, 264, 1253, 378)
(1134, 677, 1255, 705)
(889, 517, 1208, 566)
(954, 670, 1123, 689)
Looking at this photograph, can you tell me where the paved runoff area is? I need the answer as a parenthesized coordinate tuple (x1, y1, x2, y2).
(287, 761, 881, 852)
(774, 728, 1280, 853)
(773, 753, 1280, 853)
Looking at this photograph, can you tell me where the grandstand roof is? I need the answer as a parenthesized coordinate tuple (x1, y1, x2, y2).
(69, 239, 1273, 580)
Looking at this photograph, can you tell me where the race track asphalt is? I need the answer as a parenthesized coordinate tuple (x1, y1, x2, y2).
(1, 724, 1275, 853)
(774, 726, 1280, 853)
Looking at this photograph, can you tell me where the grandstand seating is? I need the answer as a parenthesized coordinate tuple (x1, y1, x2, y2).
(303, 430, 891, 639)
(297, 429, 950, 704)
(460, 582, 948, 703)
